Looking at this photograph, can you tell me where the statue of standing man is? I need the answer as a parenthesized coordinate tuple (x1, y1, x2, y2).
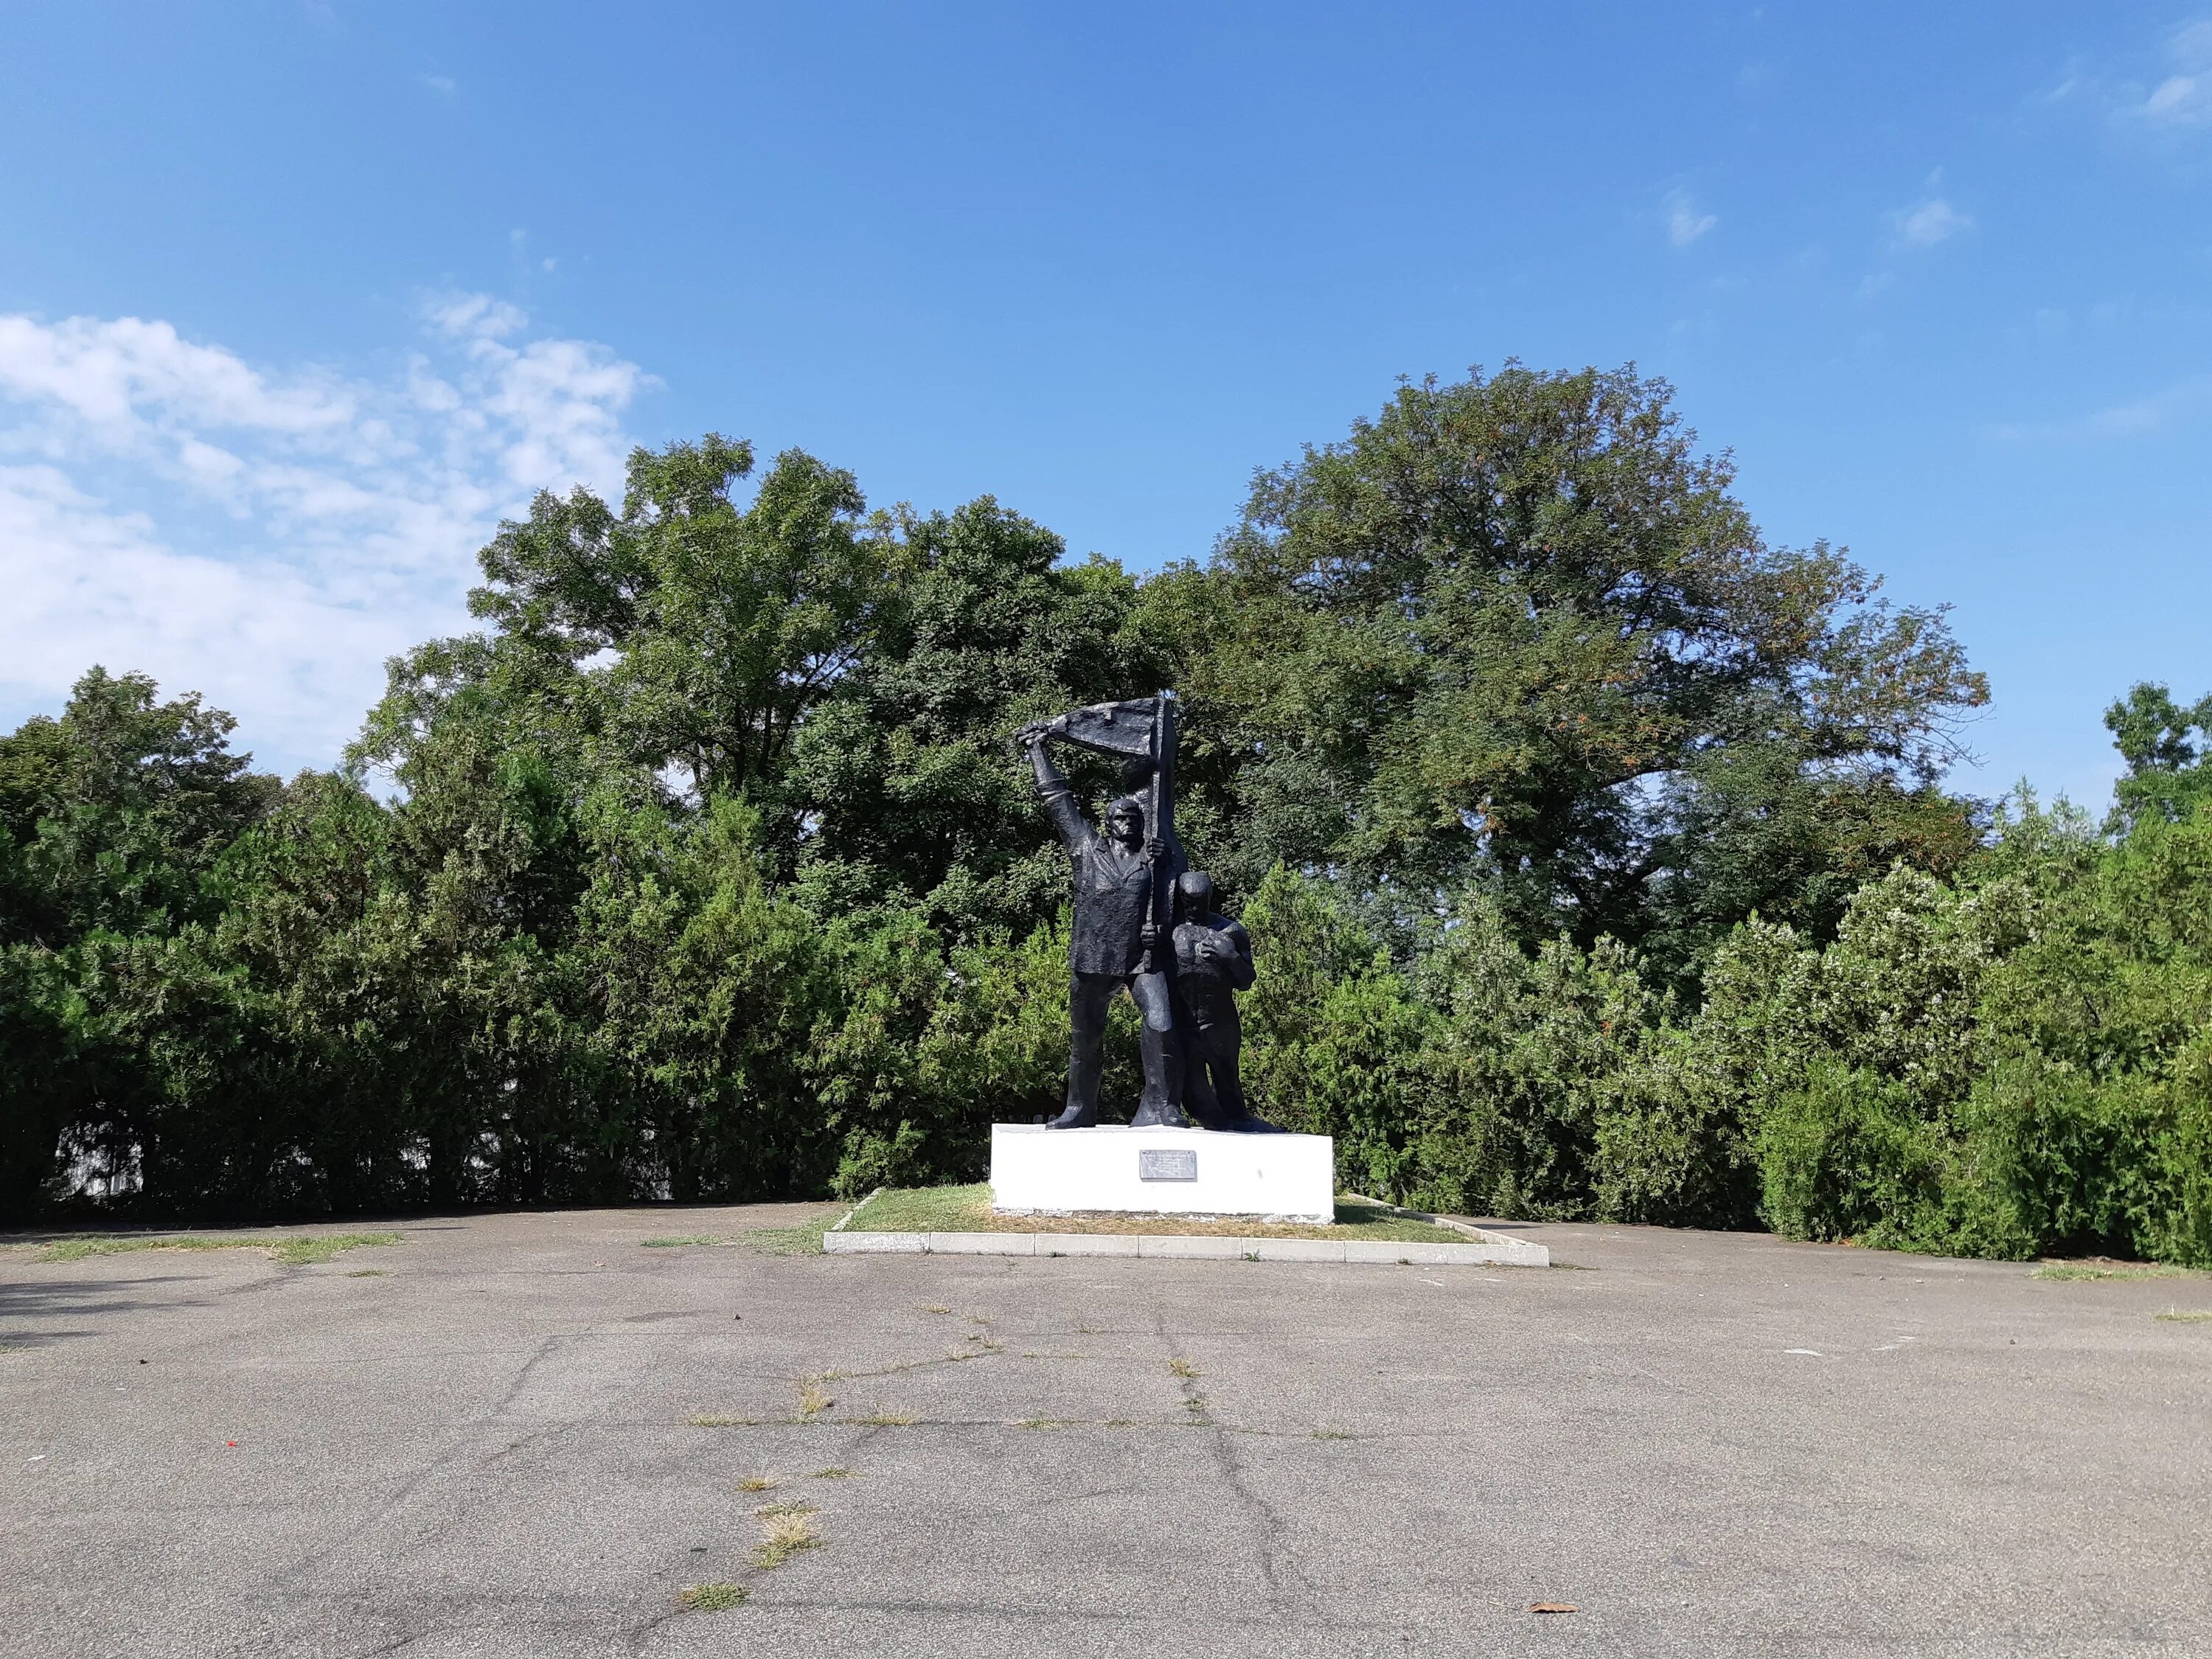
(1018, 697, 1191, 1130)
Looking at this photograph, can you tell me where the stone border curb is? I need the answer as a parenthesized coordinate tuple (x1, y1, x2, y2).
(822, 1227, 1548, 1267)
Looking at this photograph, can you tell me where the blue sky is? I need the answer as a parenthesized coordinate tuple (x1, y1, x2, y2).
(1, 2, 2208, 804)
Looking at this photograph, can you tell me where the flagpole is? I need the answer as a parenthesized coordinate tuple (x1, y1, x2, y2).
(1147, 691, 1174, 972)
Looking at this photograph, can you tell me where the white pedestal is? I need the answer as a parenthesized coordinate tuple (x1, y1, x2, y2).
(989, 1124, 1335, 1224)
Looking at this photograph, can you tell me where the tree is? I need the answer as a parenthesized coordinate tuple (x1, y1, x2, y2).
(1165, 365, 1987, 949)
(1, 667, 278, 947)
(2104, 681, 2212, 832)
(785, 498, 1164, 935)
(452, 437, 901, 804)
(0, 669, 278, 1217)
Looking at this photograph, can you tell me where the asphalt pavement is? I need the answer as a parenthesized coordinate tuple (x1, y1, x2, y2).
(3, 1204, 2207, 1658)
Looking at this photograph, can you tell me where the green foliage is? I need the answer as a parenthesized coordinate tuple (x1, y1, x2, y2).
(785, 501, 1164, 936)
(1160, 365, 1986, 947)
(1755, 1063, 1962, 1252)
(2104, 682, 2212, 832)
(7, 387, 2210, 1270)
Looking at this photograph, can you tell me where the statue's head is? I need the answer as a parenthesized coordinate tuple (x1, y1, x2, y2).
(1105, 798, 1144, 844)
(1177, 871, 1214, 917)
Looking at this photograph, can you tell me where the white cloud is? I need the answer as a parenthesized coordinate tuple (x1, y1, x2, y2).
(0, 299, 653, 774)
(1988, 376, 2212, 442)
(1663, 189, 1717, 246)
(2143, 74, 2206, 119)
(424, 291, 528, 341)
(420, 73, 457, 98)
(2086, 15, 2212, 131)
(1892, 196, 1971, 248)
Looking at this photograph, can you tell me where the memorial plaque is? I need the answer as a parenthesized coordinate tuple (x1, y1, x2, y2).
(1139, 1148, 1198, 1182)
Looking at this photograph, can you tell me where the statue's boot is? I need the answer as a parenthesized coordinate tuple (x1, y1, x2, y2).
(1045, 1102, 1099, 1130)
(1127, 1019, 1191, 1128)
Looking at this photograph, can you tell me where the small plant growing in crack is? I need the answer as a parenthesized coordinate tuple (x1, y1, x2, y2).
(678, 1582, 748, 1610)
(793, 1378, 835, 1421)
(1167, 1357, 1200, 1379)
(852, 1408, 917, 1426)
(737, 1474, 778, 1492)
(813, 1467, 852, 1478)
(922, 1305, 950, 1315)
(753, 1506, 822, 1569)
(688, 1414, 759, 1427)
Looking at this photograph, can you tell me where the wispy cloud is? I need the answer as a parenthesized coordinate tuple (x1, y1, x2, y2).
(0, 298, 653, 772)
(1891, 196, 1971, 248)
(2137, 19, 2212, 125)
(1662, 189, 1717, 246)
(2055, 14, 2212, 134)
(420, 72, 458, 99)
(1988, 375, 2212, 442)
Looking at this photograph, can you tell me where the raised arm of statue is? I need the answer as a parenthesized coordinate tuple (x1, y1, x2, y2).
(1025, 732, 1092, 853)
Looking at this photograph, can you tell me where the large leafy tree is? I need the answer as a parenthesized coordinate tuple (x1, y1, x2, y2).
(2103, 681, 2212, 833)
(0, 670, 279, 1216)
(1161, 365, 1987, 949)
(1, 667, 278, 946)
(785, 497, 1164, 934)
(358, 437, 907, 869)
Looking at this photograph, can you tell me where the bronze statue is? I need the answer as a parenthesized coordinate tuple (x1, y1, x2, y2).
(1019, 694, 1270, 1133)
(1170, 871, 1259, 1129)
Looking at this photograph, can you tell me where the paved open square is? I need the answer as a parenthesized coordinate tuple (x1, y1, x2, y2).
(3, 1207, 2207, 1658)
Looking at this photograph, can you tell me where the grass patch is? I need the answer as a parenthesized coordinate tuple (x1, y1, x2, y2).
(850, 1409, 917, 1426)
(640, 1211, 834, 1255)
(1167, 1357, 1200, 1379)
(38, 1231, 399, 1267)
(2157, 1308, 2212, 1323)
(736, 1474, 777, 1492)
(752, 1506, 821, 1570)
(2032, 1262, 2196, 1281)
(741, 1222, 830, 1256)
(794, 1378, 834, 1421)
(840, 1184, 1470, 1241)
(344, 1268, 386, 1278)
(813, 1467, 852, 1478)
(678, 1582, 748, 1611)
